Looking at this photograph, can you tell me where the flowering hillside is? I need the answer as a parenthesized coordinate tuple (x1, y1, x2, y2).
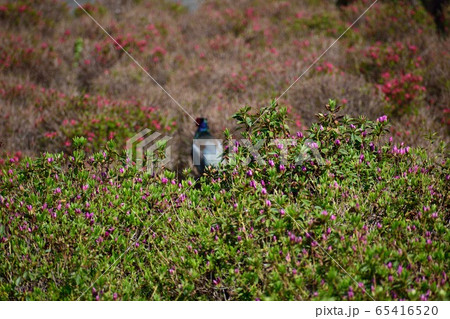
(0, 0, 448, 164)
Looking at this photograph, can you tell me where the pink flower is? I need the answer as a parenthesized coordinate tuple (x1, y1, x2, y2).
(377, 115, 388, 123)
(348, 287, 354, 298)
(359, 154, 365, 163)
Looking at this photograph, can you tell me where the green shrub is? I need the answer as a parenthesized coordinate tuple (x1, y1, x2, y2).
(0, 100, 448, 300)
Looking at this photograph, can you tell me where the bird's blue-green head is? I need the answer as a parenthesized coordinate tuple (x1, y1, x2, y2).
(196, 117, 209, 133)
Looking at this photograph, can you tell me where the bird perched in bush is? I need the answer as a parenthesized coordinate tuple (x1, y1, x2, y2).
(192, 118, 222, 175)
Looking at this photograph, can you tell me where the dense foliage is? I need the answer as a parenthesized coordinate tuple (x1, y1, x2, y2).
(1, 101, 448, 300)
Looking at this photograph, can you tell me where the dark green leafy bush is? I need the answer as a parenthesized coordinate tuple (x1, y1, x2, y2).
(0, 101, 448, 300)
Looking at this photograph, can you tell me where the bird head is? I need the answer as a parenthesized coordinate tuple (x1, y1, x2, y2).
(195, 117, 205, 126)
(195, 118, 209, 132)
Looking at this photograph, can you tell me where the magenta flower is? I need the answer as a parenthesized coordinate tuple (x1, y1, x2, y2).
(161, 177, 168, 184)
(348, 287, 354, 298)
(377, 115, 388, 123)
(265, 199, 271, 207)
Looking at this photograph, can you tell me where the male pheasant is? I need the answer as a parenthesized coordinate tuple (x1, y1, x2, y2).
(192, 118, 222, 175)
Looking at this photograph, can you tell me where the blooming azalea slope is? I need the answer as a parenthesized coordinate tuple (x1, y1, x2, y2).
(0, 0, 449, 165)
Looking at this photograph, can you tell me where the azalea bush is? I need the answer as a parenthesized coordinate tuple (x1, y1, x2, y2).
(0, 80, 175, 161)
(1, 101, 448, 300)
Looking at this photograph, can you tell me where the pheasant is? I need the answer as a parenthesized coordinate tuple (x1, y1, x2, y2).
(192, 118, 222, 175)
